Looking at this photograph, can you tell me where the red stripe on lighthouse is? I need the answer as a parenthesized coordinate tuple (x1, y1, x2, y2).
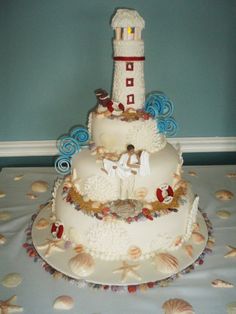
(113, 56, 145, 61)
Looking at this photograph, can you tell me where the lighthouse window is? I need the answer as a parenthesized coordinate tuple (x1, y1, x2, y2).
(127, 94, 134, 104)
(126, 62, 134, 71)
(126, 78, 134, 87)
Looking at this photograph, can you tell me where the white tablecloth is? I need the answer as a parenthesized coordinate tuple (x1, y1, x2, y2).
(0, 166, 236, 314)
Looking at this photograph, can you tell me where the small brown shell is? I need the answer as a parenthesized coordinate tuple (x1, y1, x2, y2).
(173, 236, 183, 247)
(192, 222, 200, 232)
(74, 244, 85, 254)
(153, 253, 179, 274)
(192, 232, 205, 244)
(14, 175, 24, 181)
(128, 246, 142, 260)
(26, 193, 38, 200)
(215, 190, 234, 201)
(162, 298, 195, 314)
(188, 170, 197, 177)
(53, 295, 74, 310)
(31, 180, 49, 193)
(211, 279, 234, 288)
(0, 234, 7, 245)
(226, 172, 236, 178)
(0, 191, 6, 198)
(35, 218, 49, 230)
(207, 239, 215, 249)
(184, 245, 194, 258)
(216, 210, 231, 219)
(69, 253, 95, 277)
(0, 211, 11, 221)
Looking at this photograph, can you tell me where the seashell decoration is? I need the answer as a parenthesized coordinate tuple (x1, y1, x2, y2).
(91, 201, 101, 209)
(69, 253, 95, 277)
(188, 170, 197, 177)
(226, 172, 236, 178)
(0, 234, 6, 245)
(35, 218, 49, 230)
(1, 272, 23, 288)
(162, 298, 195, 314)
(152, 252, 179, 274)
(215, 190, 234, 201)
(224, 245, 236, 258)
(26, 192, 38, 200)
(191, 232, 205, 244)
(227, 301, 236, 314)
(0, 191, 6, 198)
(14, 174, 24, 181)
(31, 180, 49, 193)
(192, 222, 200, 232)
(128, 246, 142, 260)
(207, 239, 215, 249)
(0, 211, 11, 221)
(211, 279, 234, 288)
(53, 295, 74, 310)
(216, 210, 231, 219)
(74, 244, 85, 254)
(184, 245, 193, 258)
(173, 236, 182, 247)
(52, 271, 63, 280)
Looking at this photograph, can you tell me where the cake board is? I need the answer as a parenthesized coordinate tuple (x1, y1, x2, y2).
(30, 205, 211, 288)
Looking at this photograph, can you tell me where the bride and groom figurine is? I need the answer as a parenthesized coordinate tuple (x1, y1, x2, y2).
(101, 144, 150, 200)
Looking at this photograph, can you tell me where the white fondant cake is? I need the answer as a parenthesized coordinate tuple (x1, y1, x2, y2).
(50, 9, 201, 278)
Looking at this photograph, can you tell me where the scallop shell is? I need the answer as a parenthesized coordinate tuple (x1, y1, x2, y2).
(53, 295, 74, 310)
(128, 246, 142, 260)
(162, 298, 195, 314)
(69, 253, 95, 277)
(35, 218, 49, 230)
(0, 191, 6, 198)
(0, 211, 11, 221)
(227, 301, 236, 314)
(215, 190, 234, 201)
(31, 180, 49, 193)
(216, 210, 231, 219)
(192, 232, 205, 244)
(152, 253, 179, 274)
(211, 279, 234, 288)
(184, 245, 193, 258)
(14, 174, 24, 181)
(1, 272, 22, 288)
(0, 234, 7, 245)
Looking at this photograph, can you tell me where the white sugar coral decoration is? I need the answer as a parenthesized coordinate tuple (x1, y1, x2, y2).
(162, 298, 195, 314)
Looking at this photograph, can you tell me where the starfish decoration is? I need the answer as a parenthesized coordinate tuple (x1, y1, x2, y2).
(0, 295, 23, 314)
(224, 245, 236, 258)
(113, 261, 141, 283)
(36, 238, 65, 257)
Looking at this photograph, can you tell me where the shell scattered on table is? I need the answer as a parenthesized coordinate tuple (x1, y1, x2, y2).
(128, 246, 142, 260)
(152, 253, 179, 274)
(69, 253, 95, 277)
(14, 175, 24, 181)
(192, 222, 200, 232)
(31, 180, 49, 193)
(35, 217, 49, 230)
(226, 172, 236, 179)
(0, 234, 7, 245)
(1, 272, 22, 288)
(211, 279, 234, 288)
(224, 245, 236, 258)
(26, 192, 38, 200)
(227, 301, 236, 314)
(0, 191, 6, 199)
(0, 211, 11, 221)
(162, 298, 195, 314)
(191, 232, 205, 244)
(53, 295, 74, 310)
(188, 170, 197, 177)
(0, 295, 23, 313)
(216, 210, 231, 219)
(215, 190, 234, 201)
(207, 239, 215, 249)
(183, 245, 193, 258)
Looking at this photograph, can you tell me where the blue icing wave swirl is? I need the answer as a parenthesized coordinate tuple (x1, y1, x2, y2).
(57, 136, 80, 157)
(71, 127, 89, 144)
(55, 156, 71, 175)
(157, 117, 178, 137)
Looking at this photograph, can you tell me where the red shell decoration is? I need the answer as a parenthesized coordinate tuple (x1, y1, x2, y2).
(156, 184, 174, 204)
(51, 222, 64, 239)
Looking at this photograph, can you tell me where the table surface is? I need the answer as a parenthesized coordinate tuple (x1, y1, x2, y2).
(0, 166, 236, 314)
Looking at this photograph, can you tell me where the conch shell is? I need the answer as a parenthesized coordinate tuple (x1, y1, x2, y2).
(162, 298, 195, 314)
(69, 253, 95, 277)
(152, 253, 179, 274)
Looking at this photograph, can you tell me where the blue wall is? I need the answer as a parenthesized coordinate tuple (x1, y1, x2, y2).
(1, 0, 236, 141)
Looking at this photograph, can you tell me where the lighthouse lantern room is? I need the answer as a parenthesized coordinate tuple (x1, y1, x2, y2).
(111, 9, 145, 111)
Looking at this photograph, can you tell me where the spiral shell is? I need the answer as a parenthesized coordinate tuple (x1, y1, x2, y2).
(192, 232, 205, 244)
(162, 298, 195, 314)
(215, 190, 234, 201)
(69, 253, 95, 277)
(128, 246, 142, 260)
(35, 218, 49, 230)
(53, 295, 74, 310)
(152, 253, 179, 274)
(31, 180, 49, 193)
